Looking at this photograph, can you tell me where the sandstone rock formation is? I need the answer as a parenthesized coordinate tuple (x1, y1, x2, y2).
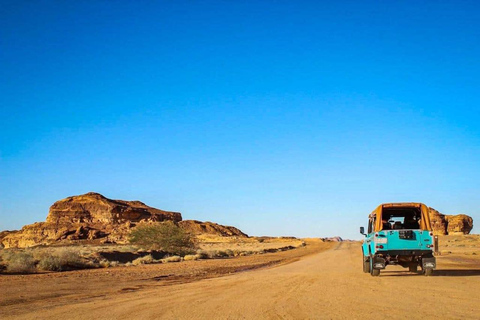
(445, 214, 474, 235)
(47, 192, 181, 225)
(179, 220, 247, 237)
(428, 208, 448, 235)
(0, 192, 247, 248)
(428, 208, 473, 235)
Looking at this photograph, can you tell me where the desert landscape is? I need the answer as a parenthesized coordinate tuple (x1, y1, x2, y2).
(1, 236, 479, 319)
(2, 2, 480, 319)
(1, 193, 479, 319)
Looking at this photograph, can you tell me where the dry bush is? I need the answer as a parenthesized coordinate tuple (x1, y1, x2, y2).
(98, 260, 120, 268)
(109, 261, 120, 267)
(99, 259, 110, 268)
(162, 255, 181, 263)
(36, 248, 87, 272)
(132, 254, 155, 266)
(183, 254, 198, 261)
(196, 251, 211, 259)
(0, 250, 5, 272)
(129, 221, 196, 256)
(214, 250, 230, 258)
(2, 250, 36, 273)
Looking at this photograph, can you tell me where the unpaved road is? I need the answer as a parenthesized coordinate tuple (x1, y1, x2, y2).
(3, 242, 480, 319)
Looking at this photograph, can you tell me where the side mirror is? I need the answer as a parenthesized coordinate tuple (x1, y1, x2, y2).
(360, 226, 365, 235)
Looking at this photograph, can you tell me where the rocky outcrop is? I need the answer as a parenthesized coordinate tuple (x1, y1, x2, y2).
(0, 192, 248, 248)
(0, 193, 183, 248)
(428, 208, 473, 235)
(429, 208, 448, 235)
(47, 192, 181, 225)
(179, 220, 248, 237)
(445, 214, 473, 235)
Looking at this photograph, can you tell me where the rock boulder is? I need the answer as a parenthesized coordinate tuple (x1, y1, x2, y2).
(428, 208, 473, 235)
(445, 214, 473, 235)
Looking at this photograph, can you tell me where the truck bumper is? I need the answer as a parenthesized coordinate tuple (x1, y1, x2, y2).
(376, 250, 433, 256)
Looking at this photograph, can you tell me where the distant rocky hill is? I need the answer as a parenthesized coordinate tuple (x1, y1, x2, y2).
(428, 208, 473, 235)
(321, 236, 343, 242)
(0, 192, 247, 248)
(179, 220, 248, 237)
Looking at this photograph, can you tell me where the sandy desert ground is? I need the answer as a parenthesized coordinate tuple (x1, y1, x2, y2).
(1, 236, 479, 319)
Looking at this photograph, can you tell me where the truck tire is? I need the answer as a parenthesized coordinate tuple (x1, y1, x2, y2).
(370, 258, 380, 276)
(363, 257, 370, 273)
(424, 268, 433, 276)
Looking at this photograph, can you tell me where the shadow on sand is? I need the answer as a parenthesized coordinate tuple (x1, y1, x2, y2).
(380, 269, 480, 277)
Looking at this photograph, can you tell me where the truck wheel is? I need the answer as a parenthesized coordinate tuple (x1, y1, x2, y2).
(409, 265, 418, 273)
(424, 268, 433, 276)
(363, 259, 370, 273)
(370, 259, 380, 276)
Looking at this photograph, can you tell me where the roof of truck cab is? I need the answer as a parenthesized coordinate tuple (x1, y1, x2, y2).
(370, 202, 433, 231)
(380, 202, 425, 208)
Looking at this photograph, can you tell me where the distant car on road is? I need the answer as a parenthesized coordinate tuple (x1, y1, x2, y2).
(360, 203, 436, 276)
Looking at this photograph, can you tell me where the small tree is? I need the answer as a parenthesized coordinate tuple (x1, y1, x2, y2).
(129, 221, 196, 256)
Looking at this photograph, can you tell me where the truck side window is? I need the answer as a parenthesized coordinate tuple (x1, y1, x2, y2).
(368, 219, 373, 234)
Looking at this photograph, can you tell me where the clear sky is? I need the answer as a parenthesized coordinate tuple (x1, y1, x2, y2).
(1, 1, 479, 239)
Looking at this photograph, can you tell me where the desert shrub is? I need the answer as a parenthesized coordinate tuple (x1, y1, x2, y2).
(132, 254, 155, 266)
(109, 261, 120, 267)
(162, 255, 182, 263)
(183, 254, 198, 261)
(3, 251, 36, 273)
(214, 250, 230, 258)
(37, 248, 86, 271)
(129, 221, 196, 255)
(0, 251, 5, 272)
(196, 251, 210, 259)
(99, 259, 111, 268)
(98, 260, 120, 268)
(37, 255, 62, 271)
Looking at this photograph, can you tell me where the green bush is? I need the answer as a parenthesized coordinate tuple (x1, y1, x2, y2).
(129, 221, 196, 256)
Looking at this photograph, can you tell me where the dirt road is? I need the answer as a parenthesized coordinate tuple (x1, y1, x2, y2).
(3, 242, 480, 319)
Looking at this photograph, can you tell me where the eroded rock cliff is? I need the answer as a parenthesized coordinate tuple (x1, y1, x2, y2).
(0, 192, 246, 248)
(428, 208, 473, 235)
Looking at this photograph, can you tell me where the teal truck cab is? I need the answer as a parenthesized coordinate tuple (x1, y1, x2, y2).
(360, 203, 436, 276)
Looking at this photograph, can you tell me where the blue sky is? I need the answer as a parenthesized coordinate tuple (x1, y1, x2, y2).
(1, 1, 479, 239)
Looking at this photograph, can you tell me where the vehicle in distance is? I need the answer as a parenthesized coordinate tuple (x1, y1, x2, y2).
(360, 203, 436, 276)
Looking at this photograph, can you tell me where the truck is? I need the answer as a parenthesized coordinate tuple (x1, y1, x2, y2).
(360, 203, 436, 276)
